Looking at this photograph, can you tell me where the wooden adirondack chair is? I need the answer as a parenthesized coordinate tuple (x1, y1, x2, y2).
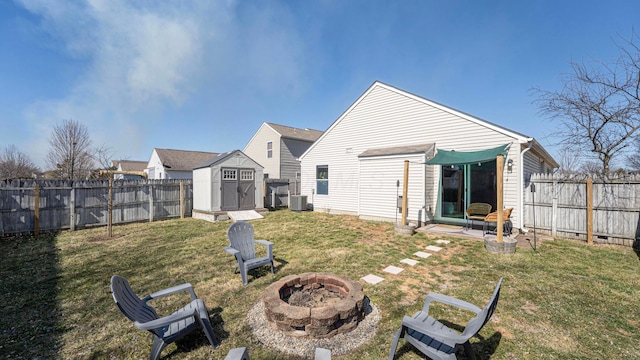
(483, 208, 514, 236)
(388, 278, 503, 360)
(110, 275, 218, 360)
(225, 221, 274, 285)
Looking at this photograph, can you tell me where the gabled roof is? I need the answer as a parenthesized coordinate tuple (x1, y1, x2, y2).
(301, 81, 548, 161)
(153, 148, 219, 171)
(114, 160, 147, 172)
(193, 150, 263, 170)
(265, 122, 323, 142)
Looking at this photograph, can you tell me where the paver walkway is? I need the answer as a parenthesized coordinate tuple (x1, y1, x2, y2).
(361, 238, 452, 285)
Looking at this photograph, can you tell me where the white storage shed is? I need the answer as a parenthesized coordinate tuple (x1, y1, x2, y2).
(192, 150, 264, 218)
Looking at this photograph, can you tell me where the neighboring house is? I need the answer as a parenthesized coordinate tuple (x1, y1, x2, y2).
(145, 148, 218, 180)
(299, 81, 558, 232)
(243, 122, 323, 180)
(192, 150, 264, 219)
(112, 160, 147, 179)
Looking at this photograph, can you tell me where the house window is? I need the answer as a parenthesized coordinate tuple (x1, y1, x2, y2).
(223, 169, 237, 180)
(316, 165, 328, 195)
(267, 141, 273, 158)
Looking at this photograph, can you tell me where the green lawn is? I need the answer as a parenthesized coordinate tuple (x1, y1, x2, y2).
(1, 210, 639, 359)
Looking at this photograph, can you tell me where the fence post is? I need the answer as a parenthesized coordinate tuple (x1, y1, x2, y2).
(180, 181, 184, 219)
(149, 183, 154, 222)
(587, 177, 593, 245)
(552, 179, 557, 237)
(108, 178, 113, 238)
(70, 185, 76, 231)
(34, 184, 40, 236)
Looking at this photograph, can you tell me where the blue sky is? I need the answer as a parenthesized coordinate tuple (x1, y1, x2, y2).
(1, 0, 639, 169)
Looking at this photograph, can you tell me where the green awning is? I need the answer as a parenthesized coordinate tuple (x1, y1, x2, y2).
(425, 144, 510, 165)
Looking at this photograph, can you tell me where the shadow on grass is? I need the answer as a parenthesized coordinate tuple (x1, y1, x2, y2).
(243, 257, 288, 285)
(0, 232, 62, 358)
(391, 331, 502, 360)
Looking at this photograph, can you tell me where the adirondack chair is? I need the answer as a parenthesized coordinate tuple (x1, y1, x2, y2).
(483, 208, 514, 236)
(110, 275, 219, 360)
(388, 278, 503, 360)
(465, 203, 492, 230)
(225, 221, 274, 285)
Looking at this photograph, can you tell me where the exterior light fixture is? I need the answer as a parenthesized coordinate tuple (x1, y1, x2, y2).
(507, 159, 513, 173)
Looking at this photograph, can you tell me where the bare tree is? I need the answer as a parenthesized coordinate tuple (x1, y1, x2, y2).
(46, 119, 95, 180)
(555, 147, 583, 175)
(0, 145, 41, 180)
(534, 31, 640, 174)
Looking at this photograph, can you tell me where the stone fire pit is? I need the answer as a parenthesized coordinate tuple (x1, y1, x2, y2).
(262, 272, 365, 338)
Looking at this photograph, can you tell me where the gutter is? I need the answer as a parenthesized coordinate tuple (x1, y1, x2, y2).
(519, 139, 534, 233)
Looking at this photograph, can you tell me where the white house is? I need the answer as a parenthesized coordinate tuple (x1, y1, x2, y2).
(243, 122, 323, 180)
(192, 150, 264, 220)
(299, 81, 558, 232)
(112, 160, 147, 179)
(145, 148, 218, 180)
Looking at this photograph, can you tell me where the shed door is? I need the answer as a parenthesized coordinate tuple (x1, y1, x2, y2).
(239, 169, 255, 210)
(221, 168, 239, 211)
(221, 168, 256, 211)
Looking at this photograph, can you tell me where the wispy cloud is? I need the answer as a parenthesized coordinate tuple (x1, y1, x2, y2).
(15, 0, 309, 165)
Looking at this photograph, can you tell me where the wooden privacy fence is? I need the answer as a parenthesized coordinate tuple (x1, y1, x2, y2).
(0, 179, 192, 237)
(524, 173, 640, 247)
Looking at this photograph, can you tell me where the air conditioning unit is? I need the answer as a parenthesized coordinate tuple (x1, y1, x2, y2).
(290, 195, 307, 212)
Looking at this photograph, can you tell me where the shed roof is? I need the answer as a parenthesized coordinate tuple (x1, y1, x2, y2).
(266, 123, 323, 142)
(154, 148, 219, 171)
(193, 150, 263, 170)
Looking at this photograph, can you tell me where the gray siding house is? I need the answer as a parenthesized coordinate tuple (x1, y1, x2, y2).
(299, 81, 558, 232)
(243, 122, 323, 180)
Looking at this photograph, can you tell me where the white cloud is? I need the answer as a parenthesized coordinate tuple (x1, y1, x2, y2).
(15, 0, 309, 166)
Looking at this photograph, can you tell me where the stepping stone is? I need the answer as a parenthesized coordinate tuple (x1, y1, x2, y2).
(425, 245, 443, 252)
(414, 251, 432, 259)
(400, 258, 418, 266)
(361, 274, 385, 285)
(436, 240, 450, 244)
(383, 265, 404, 275)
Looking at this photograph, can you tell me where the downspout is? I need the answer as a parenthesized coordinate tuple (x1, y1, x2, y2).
(519, 139, 534, 233)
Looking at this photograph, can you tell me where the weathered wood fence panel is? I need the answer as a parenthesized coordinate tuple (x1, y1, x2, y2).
(0, 179, 192, 237)
(524, 174, 640, 246)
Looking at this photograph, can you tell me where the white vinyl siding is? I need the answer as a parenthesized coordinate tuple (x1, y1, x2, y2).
(359, 154, 428, 222)
(301, 83, 536, 229)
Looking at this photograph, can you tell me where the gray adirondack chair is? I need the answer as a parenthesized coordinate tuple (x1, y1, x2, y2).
(225, 221, 274, 285)
(388, 278, 503, 360)
(110, 275, 219, 360)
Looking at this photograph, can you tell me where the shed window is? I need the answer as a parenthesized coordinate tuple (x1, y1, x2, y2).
(223, 169, 237, 180)
(240, 170, 254, 181)
(267, 141, 273, 158)
(316, 165, 328, 195)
